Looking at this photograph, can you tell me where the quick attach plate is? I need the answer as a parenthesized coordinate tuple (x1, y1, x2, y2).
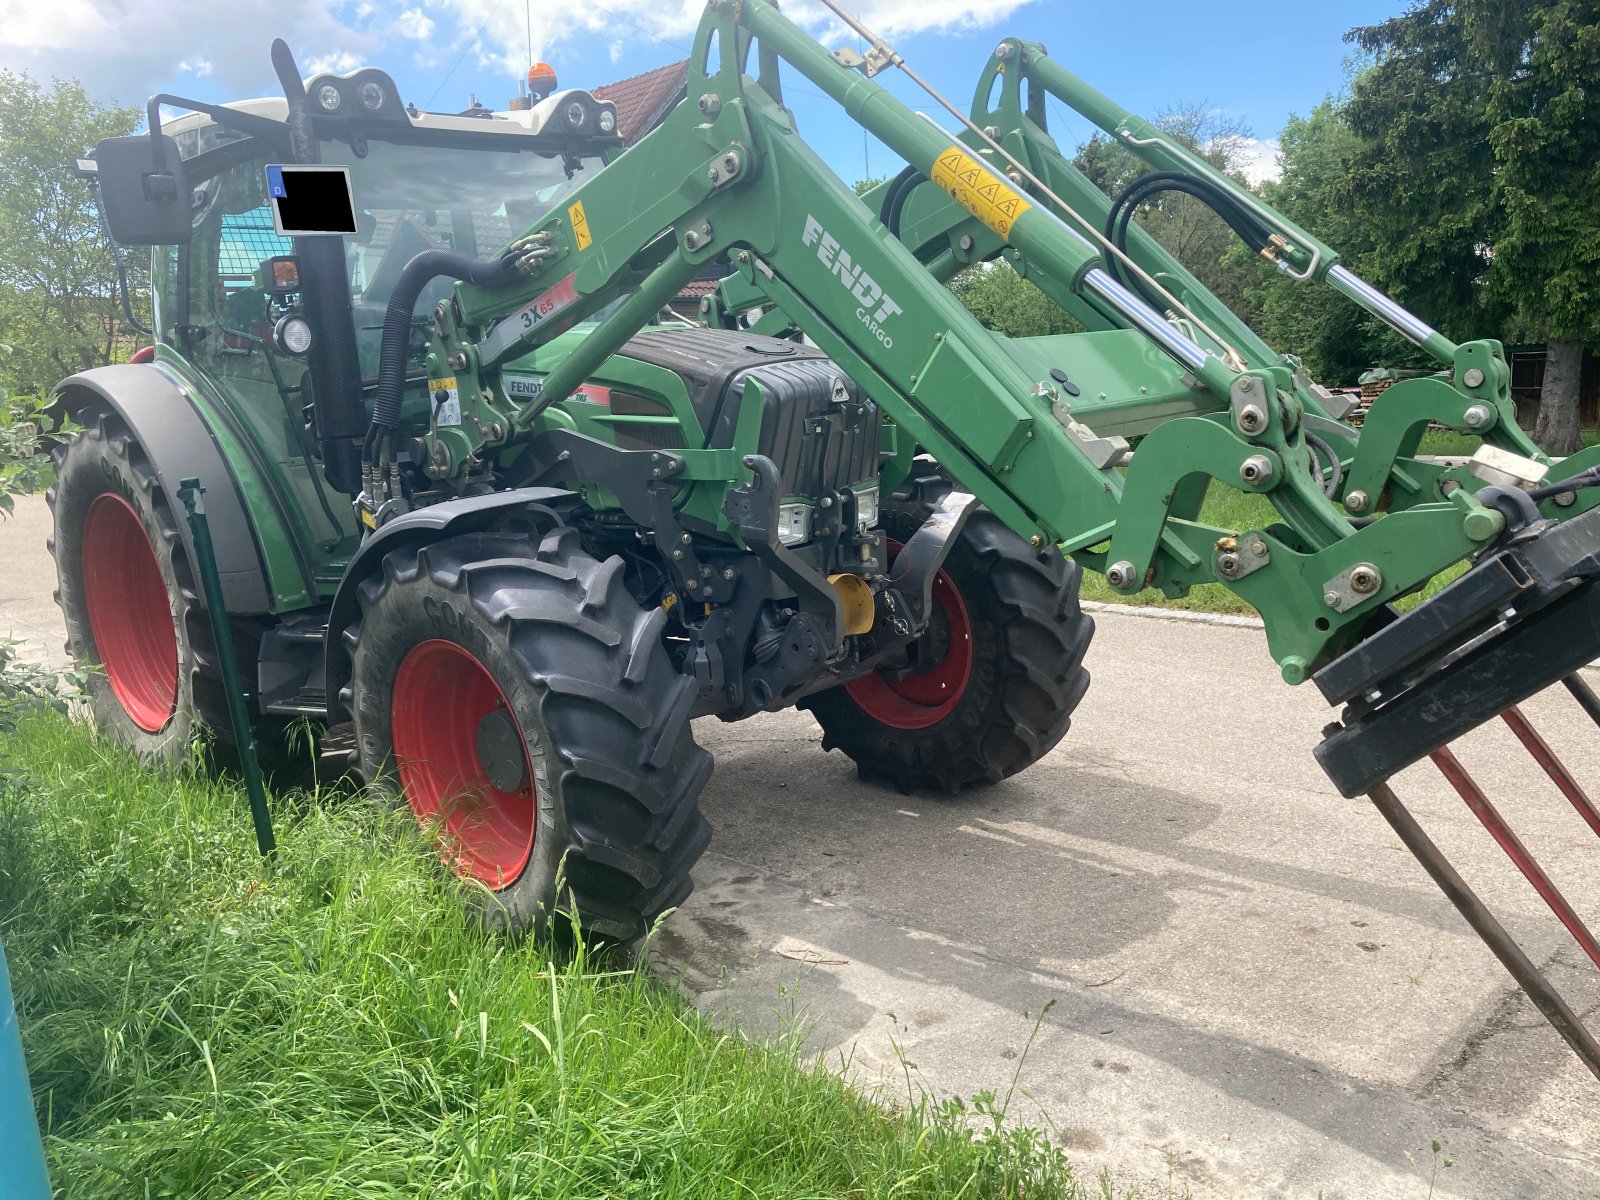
(1313, 505, 1600, 797)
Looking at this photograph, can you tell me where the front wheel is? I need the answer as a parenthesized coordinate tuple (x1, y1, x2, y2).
(347, 520, 712, 940)
(802, 472, 1094, 793)
(48, 409, 307, 771)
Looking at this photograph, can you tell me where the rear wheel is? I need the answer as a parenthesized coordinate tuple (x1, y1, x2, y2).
(802, 471, 1094, 793)
(48, 410, 307, 769)
(347, 520, 712, 940)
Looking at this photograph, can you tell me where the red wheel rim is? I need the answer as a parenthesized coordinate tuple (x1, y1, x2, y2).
(82, 493, 178, 732)
(844, 541, 973, 730)
(391, 639, 537, 888)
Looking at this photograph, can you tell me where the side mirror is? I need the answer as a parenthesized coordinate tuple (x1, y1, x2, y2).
(88, 134, 191, 246)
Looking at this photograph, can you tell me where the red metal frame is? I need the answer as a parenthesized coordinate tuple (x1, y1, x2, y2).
(391, 639, 537, 889)
(845, 540, 973, 730)
(81, 492, 178, 732)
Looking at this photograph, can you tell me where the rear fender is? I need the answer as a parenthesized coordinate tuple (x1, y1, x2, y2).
(51, 364, 274, 613)
(323, 487, 578, 721)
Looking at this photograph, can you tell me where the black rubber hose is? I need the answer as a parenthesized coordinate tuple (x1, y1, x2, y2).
(1102, 170, 1273, 310)
(367, 248, 523, 463)
(1475, 484, 1544, 535)
(879, 164, 927, 239)
(1529, 467, 1600, 503)
(1304, 432, 1344, 500)
(1107, 172, 1272, 259)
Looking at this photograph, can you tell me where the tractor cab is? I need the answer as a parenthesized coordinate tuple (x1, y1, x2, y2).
(83, 59, 622, 570)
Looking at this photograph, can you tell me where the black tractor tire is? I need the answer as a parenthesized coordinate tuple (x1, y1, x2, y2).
(346, 520, 712, 942)
(48, 409, 309, 772)
(801, 471, 1094, 793)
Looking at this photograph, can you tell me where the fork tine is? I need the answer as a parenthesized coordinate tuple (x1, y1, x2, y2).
(1501, 705, 1600, 840)
(1430, 747, 1600, 972)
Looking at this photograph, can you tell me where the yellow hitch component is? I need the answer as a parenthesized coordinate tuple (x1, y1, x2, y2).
(828, 573, 876, 636)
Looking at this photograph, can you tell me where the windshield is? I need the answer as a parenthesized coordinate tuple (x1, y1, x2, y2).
(342, 139, 603, 379)
(173, 127, 605, 383)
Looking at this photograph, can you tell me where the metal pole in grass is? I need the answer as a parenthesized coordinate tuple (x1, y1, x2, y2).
(177, 476, 276, 859)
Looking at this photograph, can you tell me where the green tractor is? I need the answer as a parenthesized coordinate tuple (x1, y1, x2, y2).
(51, 38, 1088, 941)
(50, 0, 1600, 1075)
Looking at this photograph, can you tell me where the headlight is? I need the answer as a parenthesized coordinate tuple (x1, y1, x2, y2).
(273, 313, 313, 357)
(564, 100, 587, 130)
(315, 83, 342, 112)
(359, 80, 385, 111)
(597, 107, 616, 134)
(854, 485, 880, 531)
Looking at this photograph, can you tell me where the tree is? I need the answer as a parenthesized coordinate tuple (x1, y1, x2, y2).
(947, 263, 1082, 339)
(1461, 0, 1600, 453)
(1344, 1, 1600, 453)
(1243, 98, 1420, 385)
(0, 72, 143, 396)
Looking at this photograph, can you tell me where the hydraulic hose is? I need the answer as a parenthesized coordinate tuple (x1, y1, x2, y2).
(879, 164, 927, 239)
(367, 248, 524, 466)
(1102, 170, 1274, 313)
(1475, 484, 1544, 536)
(1304, 432, 1344, 500)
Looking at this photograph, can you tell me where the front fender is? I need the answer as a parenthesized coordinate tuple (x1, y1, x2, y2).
(52, 364, 274, 613)
(323, 487, 578, 721)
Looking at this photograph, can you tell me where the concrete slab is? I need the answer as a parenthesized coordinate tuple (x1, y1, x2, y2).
(4, 491, 1597, 1196)
(0, 495, 65, 668)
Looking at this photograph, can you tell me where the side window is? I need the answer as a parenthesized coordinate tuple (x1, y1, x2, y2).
(184, 157, 308, 459)
(187, 161, 294, 360)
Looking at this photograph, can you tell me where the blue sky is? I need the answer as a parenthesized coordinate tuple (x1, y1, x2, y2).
(4, 0, 1401, 182)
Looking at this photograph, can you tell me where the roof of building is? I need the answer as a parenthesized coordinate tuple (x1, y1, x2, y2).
(593, 60, 689, 146)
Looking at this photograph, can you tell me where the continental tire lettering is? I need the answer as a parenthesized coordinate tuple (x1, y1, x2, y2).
(930, 148, 1031, 240)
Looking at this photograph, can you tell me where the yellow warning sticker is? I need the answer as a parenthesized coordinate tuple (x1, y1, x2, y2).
(568, 200, 593, 251)
(929, 148, 1031, 240)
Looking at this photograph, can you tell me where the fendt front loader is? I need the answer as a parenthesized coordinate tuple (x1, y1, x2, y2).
(51, 0, 1600, 1075)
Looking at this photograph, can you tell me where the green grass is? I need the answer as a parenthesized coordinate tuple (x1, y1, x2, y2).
(0, 711, 1100, 1199)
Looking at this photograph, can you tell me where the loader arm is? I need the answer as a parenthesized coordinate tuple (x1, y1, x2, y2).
(414, 0, 1555, 683)
(398, 0, 1600, 1074)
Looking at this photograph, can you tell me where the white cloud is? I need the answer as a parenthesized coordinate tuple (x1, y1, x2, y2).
(0, 0, 1038, 111)
(1233, 137, 1282, 186)
(797, 0, 1037, 38)
(0, 0, 375, 104)
(397, 8, 435, 41)
(431, 0, 1037, 80)
(305, 51, 364, 76)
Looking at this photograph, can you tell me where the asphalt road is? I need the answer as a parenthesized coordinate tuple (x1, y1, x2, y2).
(5, 493, 1599, 1198)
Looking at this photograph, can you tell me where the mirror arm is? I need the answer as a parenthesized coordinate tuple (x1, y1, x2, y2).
(144, 92, 294, 170)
